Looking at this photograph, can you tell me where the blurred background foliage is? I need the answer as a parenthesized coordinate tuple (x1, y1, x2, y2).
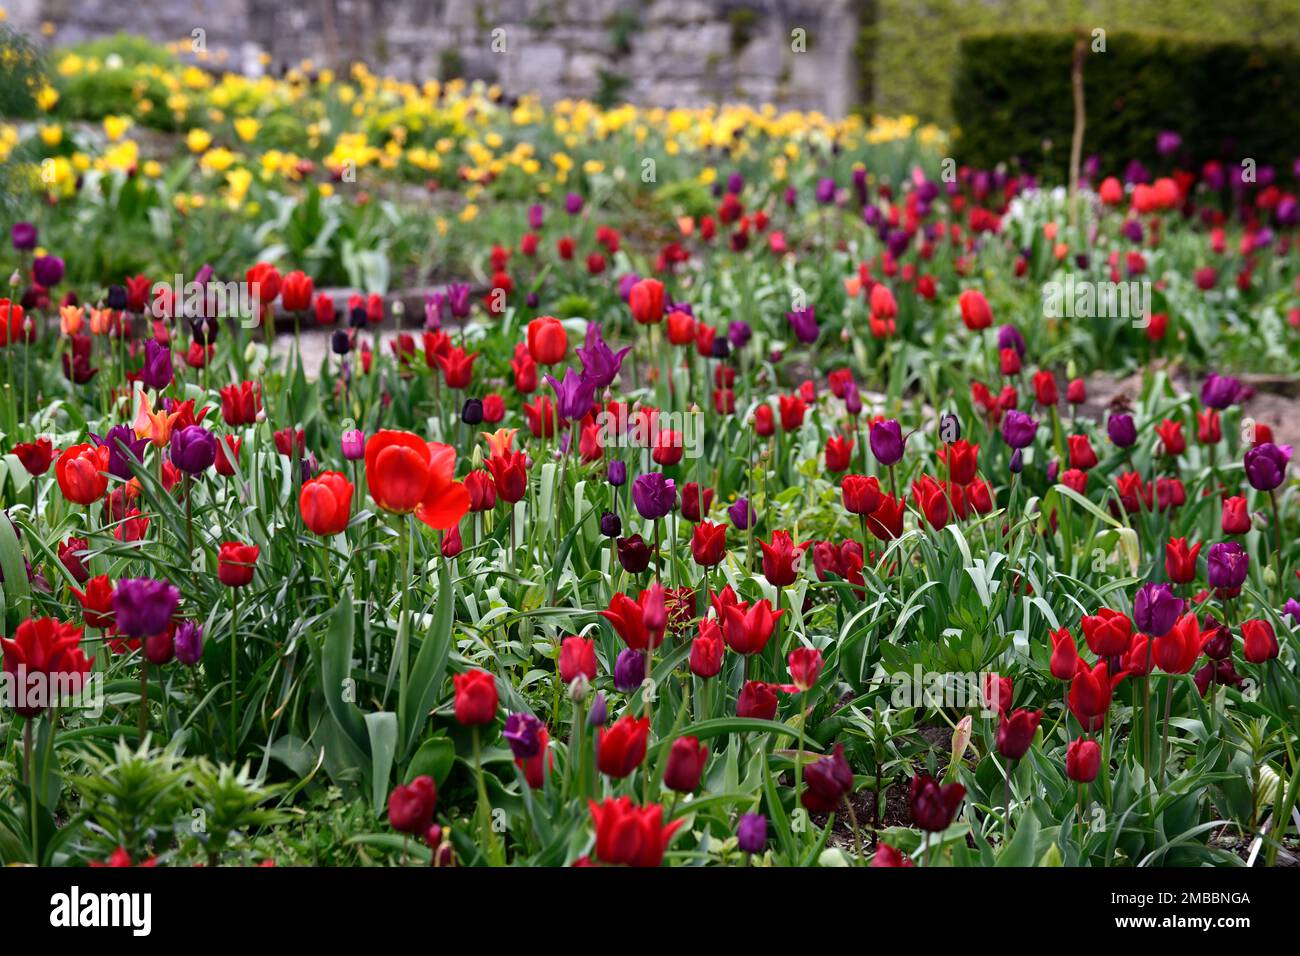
(861, 0, 1300, 124)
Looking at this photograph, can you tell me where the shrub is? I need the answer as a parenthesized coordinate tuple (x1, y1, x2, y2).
(951, 29, 1300, 180)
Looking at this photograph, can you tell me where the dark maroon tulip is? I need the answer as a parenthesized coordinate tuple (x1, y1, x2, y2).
(801, 743, 854, 812)
(910, 773, 965, 832)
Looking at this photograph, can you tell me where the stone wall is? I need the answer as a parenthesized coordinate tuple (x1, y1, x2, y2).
(9, 0, 862, 115)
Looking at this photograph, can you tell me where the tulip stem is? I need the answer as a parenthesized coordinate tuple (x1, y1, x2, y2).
(1269, 489, 1283, 605)
(843, 795, 865, 862)
(138, 659, 148, 742)
(472, 727, 502, 865)
(1158, 676, 1174, 784)
(229, 585, 239, 753)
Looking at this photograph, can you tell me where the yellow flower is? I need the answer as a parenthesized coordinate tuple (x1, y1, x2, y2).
(200, 147, 237, 173)
(103, 115, 132, 141)
(186, 128, 212, 153)
(143, 160, 163, 178)
(35, 84, 60, 111)
(39, 124, 63, 147)
(459, 203, 479, 223)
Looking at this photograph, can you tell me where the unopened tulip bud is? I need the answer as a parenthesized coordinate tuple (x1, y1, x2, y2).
(588, 691, 608, 726)
(568, 673, 590, 702)
(949, 716, 972, 774)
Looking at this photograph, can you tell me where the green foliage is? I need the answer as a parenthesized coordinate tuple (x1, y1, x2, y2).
(952, 29, 1300, 179)
(0, 24, 43, 119)
(863, 0, 1300, 123)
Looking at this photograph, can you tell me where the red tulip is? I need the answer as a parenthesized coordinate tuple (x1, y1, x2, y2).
(778, 394, 807, 431)
(1, 617, 92, 717)
(219, 381, 262, 426)
(1152, 612, 1201, 674)
(526, 316, 567, 364)
(1069, 660, 1124, 729)
(364, 430, 470, 529)
(759, 530, 807, 587)
(866, 493, 905, 539)
(453, 669, 498, 726)
(1032, 371, 1058, 407)
(280, 271, 314, 312)
(1242, 619, 1279, 663)
(55, 443, 110, 505)
(663, 736, 709, 793)
(958, 289, 992, 330)
(841, 474, 882, 515)
(1221, 496, 1250, 535)
(787, 647, 824, 691)
(300, 471, 353, 536)
(628, 278, 665, 324)
(753, 404, 775, 436)
(1049, 627, 1079, 681)
(1066, 738, 1101, 782)
(911, 474, 949, 530)
(434, 347, 478, 389)
(1081, 607, 1132, 656)
(996, 708, 1042, 760)
(736, 680, 779, 719)
(70, 575, 115, 630)
(13, 437, 55, 475)
(558, 636, 598, 684)
(217, 541, 259, 588)
(825, 435, 854, 473)
(1067, 434, 1098, 470)
(910, 774, 965, 831)
(485, 451, 527, 504)
(937, 439, 979, 484)
(599, 590, 664, 651)
(597, 714, 649, 777)
(689, 620, 724, 678)
(588, 796, 682, 867)
(1164, 537, 1201, 583)
(1155, 418, 1185, 456)
(690, 520, 727, 567)
(388, 775, 437, 835)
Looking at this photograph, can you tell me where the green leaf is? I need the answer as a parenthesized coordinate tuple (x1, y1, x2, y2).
(364, 711, 398, 815)
(400, 558, 455, 760)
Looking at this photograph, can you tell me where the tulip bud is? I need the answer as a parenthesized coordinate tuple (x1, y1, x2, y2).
(946, 716, 973, 781)
(599, 510, 622, 538)
(461, 398, 484, 425)
(588, 691, 608, 726)
(568, 673, 591, 703)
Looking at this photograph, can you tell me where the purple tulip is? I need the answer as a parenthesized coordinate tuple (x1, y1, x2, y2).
(614, 647, 646, 692)
(174, 620, 205, 666)
(564, 192, 584, 215)
(575, 323, 631, 389)
(424, 292, 445, 331)
(997, 324, 1026, 357)
(33, 254, 65, 288)
(1200, 373, 1244, 410)
(1156, 130, 1182, 156)
(1206, 542, 1249, 591)
(1133, 582, 1184, 638)
(141, 339, 173, 391)
(737, 812, 767, 853)
(617, 273, 641, 301)
(815, 178, 836, 204)
(728, 320, 752, 349)
(527, 203, 544, 230)
(1107, 413, 1137, 448)
(607, 459, 627, 487)
(1244, 442, 1291, 492)
(446, 283, 471, 319)
(1000, 410, 1039, 449)
(95, 425, 147, 480)
(1121, 219, 1143, 244)
(631, 472, 676, 520)
(503, 712, 544, 760)
(588, 691, 608, 726)
(11, 222, 37, 251)
(170, 425, 217, 475)
(869, 419, 905, 466)
(786, 307, 819, 344)
(1285, 599, 1300, 624)
(728, 497, 755, 530)
(726, 172, 745, 195)
(544, 367, 597, 423)
(112, 578, 181, 638)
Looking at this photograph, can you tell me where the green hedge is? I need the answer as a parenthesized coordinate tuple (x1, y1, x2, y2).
(951, 29, 1300, 179)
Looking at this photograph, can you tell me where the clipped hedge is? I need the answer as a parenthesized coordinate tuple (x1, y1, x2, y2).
(951, 29, 1300, 180)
